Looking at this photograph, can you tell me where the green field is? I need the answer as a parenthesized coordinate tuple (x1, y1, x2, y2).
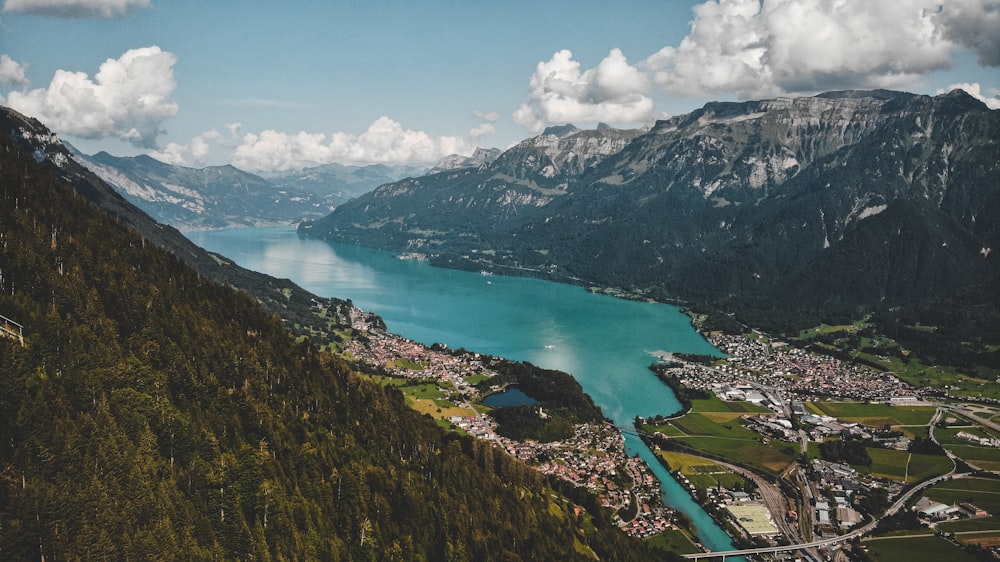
(938, 516, 1000, 533)
(863, 535, 980, 562)
(690, 395, 772, 414)
(647, 399, 796, 473)
(463, 373, 492, 385)
(905, 453, 955, 482)
(643, 422, 687, 437)
(925, 477, 1000, 514)
(675, 436, 797, 474)
(855, 448, 952, 483)
(363, 376, 476, 421)
(670, 413, 759, 438)
(685, 471, 746, 491)
(658, 451, 748, 491)
(862, 448, 910, 480)
(386, 357, 425, 370)
(942, 444, 1000, 471)
(807, 401, 936, 426)
(646, 529, 702, 555)
(937, 425, 1000, 444)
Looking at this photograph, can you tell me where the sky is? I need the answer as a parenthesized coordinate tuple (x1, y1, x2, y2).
(1, 0, 998, 172)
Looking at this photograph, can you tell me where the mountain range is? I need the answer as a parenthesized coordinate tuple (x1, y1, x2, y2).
(73, 149, 431, 230)
(300, 90, 1000, 366)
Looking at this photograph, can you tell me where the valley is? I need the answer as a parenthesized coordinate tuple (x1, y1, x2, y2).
(191, 226, 1000, 561)
(4, 0, 999, 558)
(2, 86, 997, 560)
(301, 90, 1000, 375)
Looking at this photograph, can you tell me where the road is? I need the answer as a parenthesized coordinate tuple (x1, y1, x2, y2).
(702, 458, 826, 561)
(681, 468, 968, 559)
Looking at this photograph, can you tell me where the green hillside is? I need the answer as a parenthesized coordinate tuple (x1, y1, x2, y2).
(0, 118, 667, 560)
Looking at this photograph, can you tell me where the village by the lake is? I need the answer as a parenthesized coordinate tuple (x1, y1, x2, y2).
(330, 303, 1000, 560)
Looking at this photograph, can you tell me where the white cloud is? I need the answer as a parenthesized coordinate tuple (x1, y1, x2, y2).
(646, 0, 967, 98)
(5, 46, 178, 148)
(514, 48, 653, 133)
(470, 110, 499, 139)
(644, 0, 1000, 100)
(939, 82, 1000, 108)
(0, 54, 29, 87)
(2, 0, 151, 19)
(231, 116, 470, 171)
(149, 129, 225, 166)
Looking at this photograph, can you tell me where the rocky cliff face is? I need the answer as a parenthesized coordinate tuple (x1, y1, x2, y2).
(302, 90, 1000, 345)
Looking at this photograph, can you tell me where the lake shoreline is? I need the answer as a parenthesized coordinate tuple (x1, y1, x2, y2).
(187, 226, 740, 554)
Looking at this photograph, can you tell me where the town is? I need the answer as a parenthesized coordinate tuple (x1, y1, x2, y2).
(335, 302, 1000, 558)
(338, 309, 676, 538)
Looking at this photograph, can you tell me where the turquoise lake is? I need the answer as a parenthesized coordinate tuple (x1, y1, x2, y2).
(188, 226, 740, 555)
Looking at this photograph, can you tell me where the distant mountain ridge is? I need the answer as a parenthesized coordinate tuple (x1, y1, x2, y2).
(74, 150, 425, 230)
(429, 147, 502, 174)
(301, 89, 1000, 360)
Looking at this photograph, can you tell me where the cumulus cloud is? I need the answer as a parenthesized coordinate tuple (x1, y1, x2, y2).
(939, 82, 1000, 108)
(231, 117, 470, 171)
(641, 0, 1000, 99)
(646, 0, 969, 98)
(514, 48, 652, 133)
(2, 0, 151, 19)
(4, 46, 178, 148)
(149, 129, 226, 166)
(470, 110, 499, 139)
(935, 0, 1000, 66)
(0, 54, 29, 87)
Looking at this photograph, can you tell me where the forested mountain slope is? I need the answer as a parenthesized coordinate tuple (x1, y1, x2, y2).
(303, 90, 1000, 366)
(0, 108, 664, 560)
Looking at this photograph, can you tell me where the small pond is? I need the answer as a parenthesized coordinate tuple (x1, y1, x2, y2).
(482, 387, 538, 408)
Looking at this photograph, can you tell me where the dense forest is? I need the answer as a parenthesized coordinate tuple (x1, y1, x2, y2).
(0, 119, 671, 559)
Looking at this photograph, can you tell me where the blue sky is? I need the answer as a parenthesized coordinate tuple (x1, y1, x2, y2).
(1, 0, 998, 171)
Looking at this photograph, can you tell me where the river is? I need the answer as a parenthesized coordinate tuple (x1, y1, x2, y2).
(188, 226, 741, 555)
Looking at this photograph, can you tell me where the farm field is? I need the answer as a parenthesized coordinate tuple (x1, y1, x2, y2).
(924, 477, 1000, 514)
(363, 375, 476, 420)
(646, 529, 703, 555)
(947, 445, 1000, 471)
(689, 395, 772, 414)
(937, 425, 1000, 444)
(938, 516, 1000, 533)
(863, 534, 980, 562)
(956, 530, 1000, 549)
(644, 406, 798, 475)
(655, 451, 746, 491)
(806, 401, 936, 426)
(856, 448, 953, 483)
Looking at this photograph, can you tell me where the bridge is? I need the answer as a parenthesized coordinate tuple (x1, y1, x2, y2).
(0, 314, 23, 346)
(681, 470, 964, 560)
(616, 425, 643, 438)
(681, 534, 853, 559)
